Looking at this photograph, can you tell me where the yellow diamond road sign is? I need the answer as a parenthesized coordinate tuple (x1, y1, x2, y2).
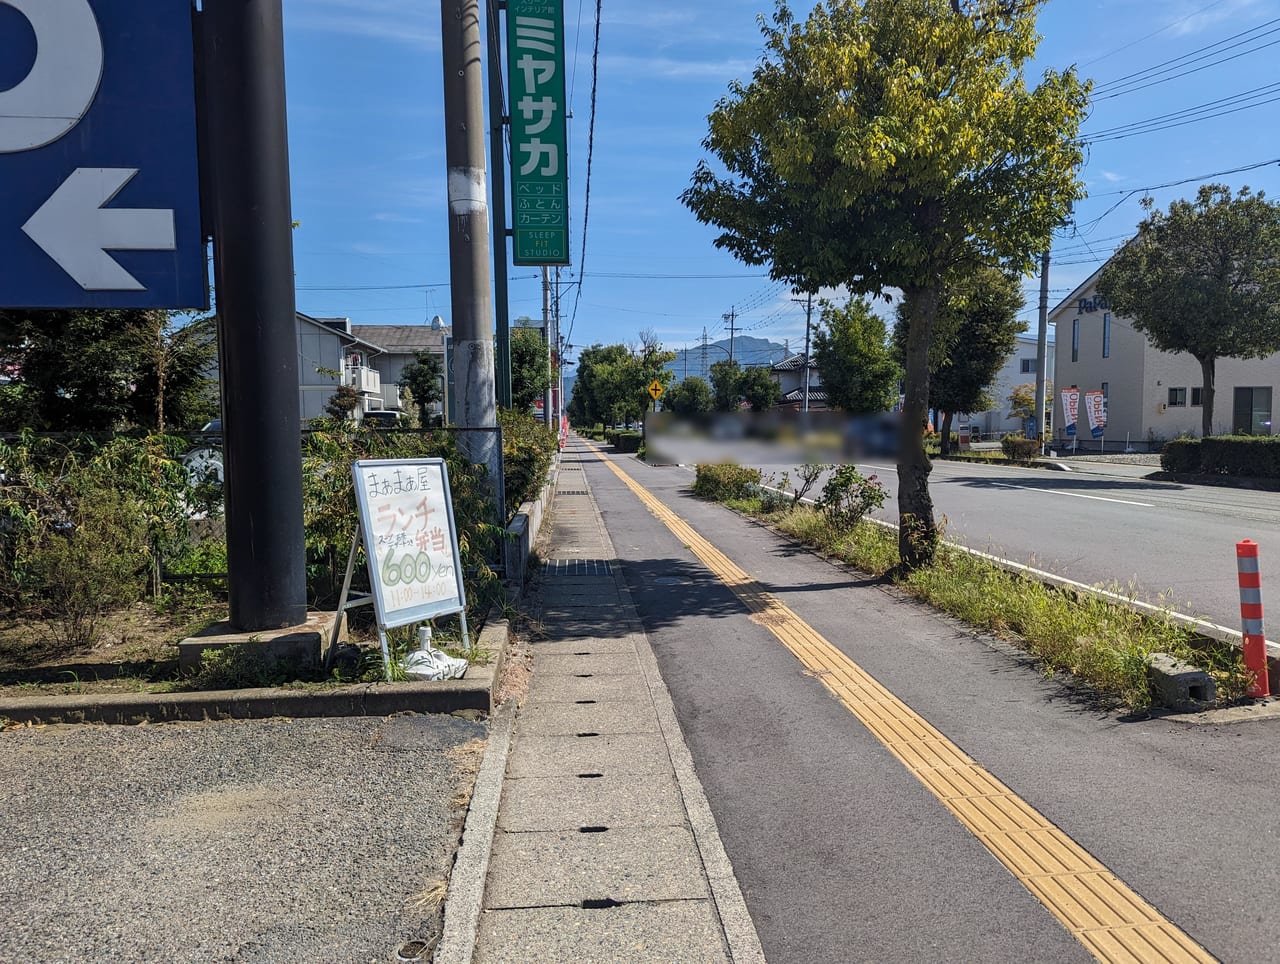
(648, 379, 664, 400)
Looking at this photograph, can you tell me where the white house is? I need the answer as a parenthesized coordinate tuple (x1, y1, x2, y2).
(1050, 265, 1280, 450)
(968, 331, 1055, 439)
(771, 352, 827, 409)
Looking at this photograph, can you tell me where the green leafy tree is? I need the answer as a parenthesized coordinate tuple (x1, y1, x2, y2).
(709, 359, 742, 412)
(682, 0, 1088, 568)
(398, 350, 444, 425)
(510, 326, 552, 413)
(567, 343, 631, 426)
(663, 375, 714, 415)
(893, 268, 1025, 453)
(739, 365, 781, 412)
(0, 309, 216, 432)
(814, 298, 900, 414)
(1007, 382, 1036, 420)
(1097, 184, 1280, 437)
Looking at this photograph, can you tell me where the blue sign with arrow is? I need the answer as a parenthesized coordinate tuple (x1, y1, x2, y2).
(0, 0, 206, 309)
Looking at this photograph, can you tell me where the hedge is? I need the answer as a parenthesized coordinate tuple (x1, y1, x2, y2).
(1000, 434, 1041, 460)
(692, 463, 761, 501)
(1163, 435, 1280, 478)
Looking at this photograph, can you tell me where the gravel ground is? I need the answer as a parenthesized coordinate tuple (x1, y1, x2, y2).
(0, 713, 486, 963)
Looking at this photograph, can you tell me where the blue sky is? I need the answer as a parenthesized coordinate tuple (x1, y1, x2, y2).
(281, 0, 1280, 366)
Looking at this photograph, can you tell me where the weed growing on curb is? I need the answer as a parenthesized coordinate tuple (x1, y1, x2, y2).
(729, 499, 1245, 711)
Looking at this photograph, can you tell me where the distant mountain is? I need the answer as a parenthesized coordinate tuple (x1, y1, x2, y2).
(667, 336, 790, 381)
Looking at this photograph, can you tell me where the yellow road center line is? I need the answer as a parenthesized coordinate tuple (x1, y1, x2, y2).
(591, 448, 1214, 964)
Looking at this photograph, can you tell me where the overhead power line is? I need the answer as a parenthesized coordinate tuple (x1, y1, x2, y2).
(564, 0, 602, 350)
(1091, 19, 1280, 101)
(1082, 81, 1280, 144)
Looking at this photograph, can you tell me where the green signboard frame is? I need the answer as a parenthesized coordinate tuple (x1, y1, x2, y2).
(507, 0, 570, 265)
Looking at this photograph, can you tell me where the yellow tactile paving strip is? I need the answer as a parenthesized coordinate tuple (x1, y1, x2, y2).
(592, 448, 1215, 964)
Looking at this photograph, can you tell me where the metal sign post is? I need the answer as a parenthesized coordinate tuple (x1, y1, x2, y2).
(340, 459, 470, 680)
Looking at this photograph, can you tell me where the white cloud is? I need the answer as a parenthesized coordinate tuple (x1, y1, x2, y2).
(372, 212, 426, 224)
(285, 0, 439, 51)
(600, 53, 754, 82)
(1097, 170, 1125, 184)
(1167, 0, 1261, 36)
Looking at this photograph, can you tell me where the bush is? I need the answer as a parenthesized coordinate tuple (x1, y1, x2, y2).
(25, 487, 150, 648)
(1160, 436, 1280, 477)
(692, 463, 761, 501)
(1000, 434, 1040, 460)
(498, 409, 558, 510)
(611, 430, 642, 453)
(1199, 435, 1280, 477)
(817, 465, 888, 529)
(301, 421, 501, 609)
(1160, 437, 1201, 473)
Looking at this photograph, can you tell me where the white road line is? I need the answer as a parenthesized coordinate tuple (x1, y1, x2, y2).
(861, 463, 1154, 506)
(986, 480, 1153, 507)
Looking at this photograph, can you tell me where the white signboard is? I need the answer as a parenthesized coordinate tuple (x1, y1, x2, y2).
(351, 458, 467, 629)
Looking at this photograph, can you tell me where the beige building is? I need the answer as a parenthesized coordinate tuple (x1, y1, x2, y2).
(1050, 266, 1279, 451)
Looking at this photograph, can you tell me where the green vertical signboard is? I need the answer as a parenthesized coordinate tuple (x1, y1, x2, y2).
(507, 0, 570, 265)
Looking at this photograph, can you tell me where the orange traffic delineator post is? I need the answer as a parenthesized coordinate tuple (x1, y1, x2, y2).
(1236, 540, 1270, 699)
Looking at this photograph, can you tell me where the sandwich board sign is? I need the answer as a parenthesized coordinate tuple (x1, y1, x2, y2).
(347, 458, 468, 677)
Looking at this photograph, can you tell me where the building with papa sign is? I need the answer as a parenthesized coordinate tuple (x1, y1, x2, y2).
(1050, 265, 1280, 451)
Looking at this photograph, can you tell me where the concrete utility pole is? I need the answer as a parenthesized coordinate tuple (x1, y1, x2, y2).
(1035, 251, 1050, 454)
(485, 0, 511, 408)
(792, 292, 814, 414)
(541, 266, 553, 425)
(204, 0, 306, 631)
(723, 307, 738, 364)
(442, 0, 499, 484)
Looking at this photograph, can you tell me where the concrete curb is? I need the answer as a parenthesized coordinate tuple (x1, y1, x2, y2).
(0, 610, 510, 726)
(434, 698, 516, 964)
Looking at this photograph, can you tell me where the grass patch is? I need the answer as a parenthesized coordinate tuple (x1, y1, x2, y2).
(744, 501, 1247, 711)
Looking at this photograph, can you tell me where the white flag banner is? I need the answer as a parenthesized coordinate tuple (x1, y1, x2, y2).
(1061, 388, 1080, 437)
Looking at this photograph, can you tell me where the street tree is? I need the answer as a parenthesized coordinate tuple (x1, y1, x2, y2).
(398, 350, 444, 425)
(1097, 184, 1280, 437)
(1007, 382, 1037, 421)
(709, 359, 742, 412)
(567, 343, 626, 426)
(0, 308, 216, 432)
(739, 365, 781, 412)
(663, 376, 714, 415)
(681, 0, 1088, 568)
(892, 268, 1026, 453)
(510, 326, 552, 412)
(813, 298, 900, 414)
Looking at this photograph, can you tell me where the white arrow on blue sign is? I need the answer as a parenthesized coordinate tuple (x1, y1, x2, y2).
(0, 0, 207, 309)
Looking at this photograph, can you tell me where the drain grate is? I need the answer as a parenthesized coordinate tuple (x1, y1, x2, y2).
(558, 489, 589, 495)
(545, 558, 614, 576)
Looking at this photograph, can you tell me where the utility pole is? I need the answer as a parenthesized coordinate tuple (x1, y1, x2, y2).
(792, 292, 814, 414)
(485, 0, 511, 408)
(442, 0, 499, 496)
(1035, 251, 1050, 454)
(723, 307, 738, 364)
(204, 0, 306, 631)
(541, 266, 553, 425)
(554, 267, 563, 433)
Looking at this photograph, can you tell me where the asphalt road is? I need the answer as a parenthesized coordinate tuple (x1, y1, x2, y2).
(585, 449, 1280, 964)
(858, 456, 1279, 633)
(662, 435, 1278, 633)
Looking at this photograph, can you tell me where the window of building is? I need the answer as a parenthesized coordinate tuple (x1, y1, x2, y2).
(1102, 313, 1111, 358)
(1233, 387, 1274, 435)
(1191, 387, 1203, 406)
(1101, 382, 1108, 400)
(1072, 319, 1079, 363)
(1020, 358, 1035, 374)
(1167, 387, 1187, 407)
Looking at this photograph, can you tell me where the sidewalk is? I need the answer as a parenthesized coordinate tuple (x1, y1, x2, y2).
(441, 442, 763, 963)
